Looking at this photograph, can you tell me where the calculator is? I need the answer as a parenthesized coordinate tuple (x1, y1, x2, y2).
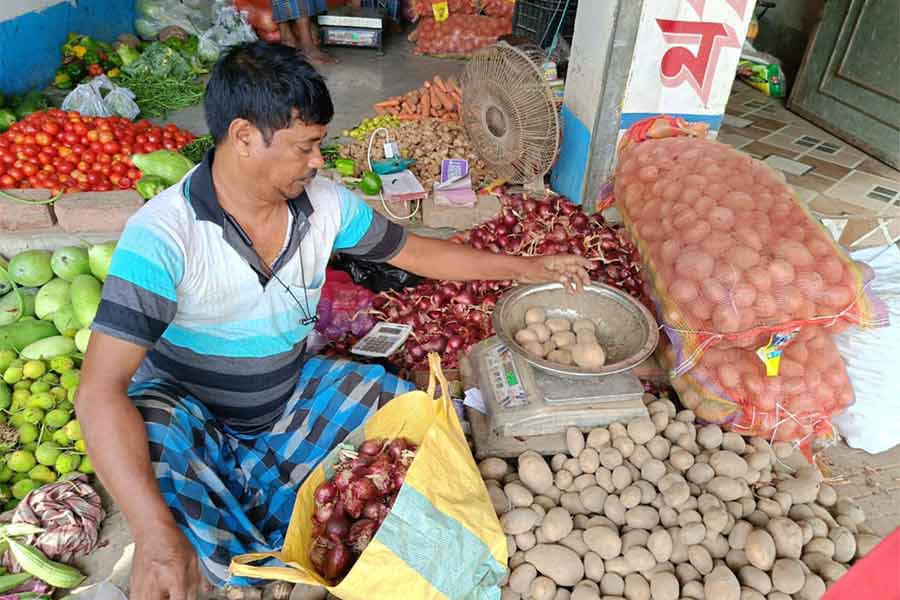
(350, 322, 413, 358)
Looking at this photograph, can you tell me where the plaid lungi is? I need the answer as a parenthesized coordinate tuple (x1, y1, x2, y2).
(271, 0, 327, 22)
(130, 357, 413, 587)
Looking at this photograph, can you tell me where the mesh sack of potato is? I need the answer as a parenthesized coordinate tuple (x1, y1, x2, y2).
(414, 14, 512, 55)
(664, 328, 854, 443)
(614, 136, 887, 375)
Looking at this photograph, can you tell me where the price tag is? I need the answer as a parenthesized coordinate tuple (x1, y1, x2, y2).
(756, 329, 799, 377)
(432, 1, 449, 22)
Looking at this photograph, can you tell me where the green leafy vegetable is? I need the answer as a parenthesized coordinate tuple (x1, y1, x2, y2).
(179, 134, 214, 164)
(118, 71, 204, 119)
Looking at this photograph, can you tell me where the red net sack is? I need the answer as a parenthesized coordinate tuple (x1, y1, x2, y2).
(480, 0, 516, 18)
(414, 14, 513, 55)
(615, 136, 887, 375)
(414, 0, 479, 17)
(665, 328, 854, 444)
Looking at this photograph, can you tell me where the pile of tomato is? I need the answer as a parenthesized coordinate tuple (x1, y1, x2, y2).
(0, 109, 195, 193)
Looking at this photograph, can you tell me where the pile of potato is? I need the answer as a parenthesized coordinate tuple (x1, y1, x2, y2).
(479, 394, 881, 600)
(514, 308, 607, 368)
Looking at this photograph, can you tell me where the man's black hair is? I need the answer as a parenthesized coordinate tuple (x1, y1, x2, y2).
(204, 41, 334, 145)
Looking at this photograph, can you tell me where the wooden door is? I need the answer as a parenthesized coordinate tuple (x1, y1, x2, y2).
(789, 0, 899, 168)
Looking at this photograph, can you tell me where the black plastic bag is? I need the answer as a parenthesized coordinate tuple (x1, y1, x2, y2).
(330, 254, 423, 293)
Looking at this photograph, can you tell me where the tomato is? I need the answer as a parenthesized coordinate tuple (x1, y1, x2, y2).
(0, 174, 16, 187)
(163, 140, 177, 150)
(147, 133, 161, 144)
(76, 161, 89, 172)
(120, 144, 132, 156)
(21, 145, 38, 158)
(127, 168, 142, 180)
(7, 168, 24, 180)
(40, 121, 61, 136)
(89, 142, 103, 154)
(0, 151, 14, 165)
(86, 130, 99, 143)
(57, 146, 73, 158)
(55, 161, 74, 175)
(119, 176, 133, 189)
(109, 173, 121, 185)
(98, 131, 115, 144)
(77, 180, 91, 191)
(97, 122, 112, 132)
(72, 122, 88, 136)
(12, 134, 25, 145)
(110, 162, 127, 175)
(102, 141, 121, 155)
(36, 152, 52, 166)
(21, 163, 38, 177)
(97, 153, 111, 164)
(34, 132, 51, 146)
(63, 132, 79, 146)
(80, 151, 96, 164)
(42, 164, 55, 174)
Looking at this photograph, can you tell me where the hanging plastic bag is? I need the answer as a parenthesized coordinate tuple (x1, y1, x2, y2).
(230, 354, 507, 599)
(134, 0, 214, 40)
(331, 254, 423, 293)
(198, 0, 258, 63)
(61, 76, 140, 120)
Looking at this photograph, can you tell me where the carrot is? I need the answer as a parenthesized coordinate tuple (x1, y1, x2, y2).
(374, 99, 401, 108)
(433, 75, 448, 93)
(433, 85, 454, 111)
(423, 81, 431, 88)
(398, 114, 419, 121)
(429, 86, 442, 110)
(447, 78, 462, 96)
(420, 91, 431, 117)
(401, 102, 415, 114)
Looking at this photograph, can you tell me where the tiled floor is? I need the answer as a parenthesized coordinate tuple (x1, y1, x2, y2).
(719, 83, 900, 247)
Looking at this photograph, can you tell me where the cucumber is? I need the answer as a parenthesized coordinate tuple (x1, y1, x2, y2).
(0, 320, 59, 351)
(19, 336, 77, 361)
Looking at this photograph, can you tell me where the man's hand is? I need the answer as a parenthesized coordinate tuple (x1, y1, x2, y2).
(517, 254, 592, 292)
(131, 524, 203, 600)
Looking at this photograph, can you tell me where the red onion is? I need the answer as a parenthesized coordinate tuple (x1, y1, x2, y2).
(310, 536, 331, 573)
(323, 542, 352, 581)
(366, 461, 393, 494)
(333, 469, 353, 491)
(347, 518, 378, 554)
(314, 481, 337, 507)
(387, 438, 409, 461)
(324, 508, 350, 541)
(358, 439, 384, 457)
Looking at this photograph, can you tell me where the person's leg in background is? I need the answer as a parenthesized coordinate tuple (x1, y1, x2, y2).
(288, 0, 338, 64)
(271, 0, 303, 48)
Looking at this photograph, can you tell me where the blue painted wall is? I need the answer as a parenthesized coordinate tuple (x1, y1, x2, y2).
(550, 104, 592, 205)
(0, 0, 135, 96)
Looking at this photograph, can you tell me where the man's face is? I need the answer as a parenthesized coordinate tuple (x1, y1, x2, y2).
(249, 117, 328, 200)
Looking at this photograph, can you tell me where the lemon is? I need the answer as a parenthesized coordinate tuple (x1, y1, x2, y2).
(0, 466, 13, 483)
(17, 423, 38, 445)
(7, 450, 36, 473)
(11, 478, 37, 499)
(78, 455, 94, 474)
(22, 360, 46, 380)
(55, 452, 81, 475)
(74, 439, 87, 452)
(35, 442, 62, 466)
(22, 408, 44, 425)
(3, 366, 23, 385)
(50, 356, 75, 373)
(64, 420, 82, 441)
(0, 349, 16, 372)
(13, 379, 31, 390)
(29, 465, 56, 484)
(60, 370, 80, 391)
(52, 428, 71, 446)
(44, 408, 70, 429)
(11, 389, 30, 408)
(39, 372, 59, 385)
(25, 392, 54, 410)
(29, 380, 51, 394)
(50, 387, 67, 402)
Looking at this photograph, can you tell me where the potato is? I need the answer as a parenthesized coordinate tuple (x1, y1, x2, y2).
(505, 482, 535, 508)
(524, 341, 546, 357)
(599, 447, 624, 470)
(703, 565, 740, 600)
(530, 576, 557, 600)
(709, 450, 749, 479)
(706, 476, 744, 501)
(766, 517, 802, 559)
(510, 563, 538, 594)
(738, 565, 772, 594)
(687, 545, 713, 575)
(515, 328, 539, 345)
(625, 573, 651, 600)
(697, 425, 724, 449)
(525, 544, 585, 586)
(563, 457, 583, 476)
(578, 448, 600, 474)
(546, 318, 572, 333)
(796, 574, 827, 600)
(583, 526, 621, 560)
(625, 506, 660, 529)
(572, 474, 595, 492)
(560, 530, 590, 557)
(770, 558, 804, 594)
(627, 417, 656, 444)
(572, 318, 595, 334)
(571, 343, 607, 368)
(625, 546, 656, 571)
(516, 531, 537, 551)
(560, 492, 589, 515)
(551, 331, 577, 349)
(829, 526, 856, 563)
(554, 469, 574, 490)
(480, 457, 510, 480)
(600, 572, 625, 595)
(489, 485, 511, 515)
(583, 551, 605, 581)
(647, 529, 673, 563)
(525, 307, 547, 325)
(546, 349, 573, 365)
(612, 465, 633, 490)
(621, 529, 649, 553)
(530, 322, 552, 342)
(518, 451, 554, 494)
(570, 581, 600, 600)
(541, 507, 574, 543)
(604, 494, 626, 526)
(745, 529, 776, 570)
(501, 508, 539, 535)
(586, 428, 611, 449)
(566, 427, 585, 457)
(776, 476, 820, 505)
(649, 571, 679, 600)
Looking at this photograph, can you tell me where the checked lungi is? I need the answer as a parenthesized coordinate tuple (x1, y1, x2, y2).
(271, 0, 328, 22)
(130, 357, 413, 587)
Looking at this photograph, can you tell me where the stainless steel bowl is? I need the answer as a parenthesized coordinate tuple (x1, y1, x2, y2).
(492, 282, 659, 377)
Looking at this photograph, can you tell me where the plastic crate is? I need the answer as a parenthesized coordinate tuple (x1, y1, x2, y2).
(512, 0, 579, 49)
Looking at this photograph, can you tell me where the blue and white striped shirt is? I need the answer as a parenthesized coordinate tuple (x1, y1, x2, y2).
(92, 152, 406, 432)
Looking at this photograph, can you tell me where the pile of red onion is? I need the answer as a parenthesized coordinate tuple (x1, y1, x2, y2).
(324, 191, 646, 371)
(310, 437, 417, 582)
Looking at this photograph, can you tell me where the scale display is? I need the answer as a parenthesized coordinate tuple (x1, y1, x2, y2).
(471, 337, 647, 437)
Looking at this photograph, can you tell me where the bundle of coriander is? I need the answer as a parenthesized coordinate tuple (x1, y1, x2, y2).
(119, 72, 204, 119)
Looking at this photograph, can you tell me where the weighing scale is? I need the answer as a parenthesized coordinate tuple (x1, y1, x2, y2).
(468, 336, 648, 440)
(317, 7, 385, 52)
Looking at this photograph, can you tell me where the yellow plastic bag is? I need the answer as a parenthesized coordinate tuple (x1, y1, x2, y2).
(230, 353, 508, 599)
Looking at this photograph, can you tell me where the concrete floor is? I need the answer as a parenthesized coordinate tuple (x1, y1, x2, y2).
(163, 37, 465, 145)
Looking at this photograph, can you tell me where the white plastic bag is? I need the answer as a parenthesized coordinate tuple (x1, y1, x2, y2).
(61, 76, 140, 120)
(197, 0, 257, 62)
(833, 245, 900, 453)
(134, 0, 214, 39)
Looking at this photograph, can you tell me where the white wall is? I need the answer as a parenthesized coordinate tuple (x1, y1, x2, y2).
(0, 0, 67, 23)
(562, 0, 619, 130)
